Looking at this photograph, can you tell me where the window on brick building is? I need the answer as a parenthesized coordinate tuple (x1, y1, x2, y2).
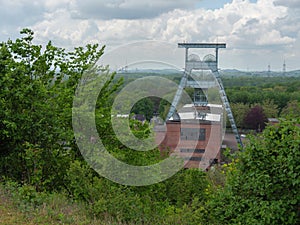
(199, 128, 206, 140)
(183, 156, 202, 161)
(180, 149, 205, 153)
(180, 128, 206, 141)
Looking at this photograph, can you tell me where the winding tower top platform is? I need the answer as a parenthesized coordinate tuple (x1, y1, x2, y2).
(178, 43, 226, 71)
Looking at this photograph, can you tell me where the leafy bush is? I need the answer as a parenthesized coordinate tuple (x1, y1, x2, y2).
(208, 118, 300, 224)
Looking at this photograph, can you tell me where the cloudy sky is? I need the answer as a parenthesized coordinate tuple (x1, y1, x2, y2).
(1, 0, 300, 71)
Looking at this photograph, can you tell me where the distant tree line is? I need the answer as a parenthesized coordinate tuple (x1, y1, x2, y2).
(125, 75, 300, 131)
(224, 77, 300, 130)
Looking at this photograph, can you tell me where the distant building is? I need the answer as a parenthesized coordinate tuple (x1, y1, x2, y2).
(132, 114, 146, 122)
(155, 104, 224, 170)
(267, 118, 279, 126)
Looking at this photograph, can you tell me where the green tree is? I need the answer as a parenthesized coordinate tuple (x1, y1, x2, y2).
(131, 97, 154, 121)
(209, 118, 300, 224)
(280, 100, 300, 119)
(230, 102, 250, 128)
(0, 28, 110, 190)
(260, 99, 279, 118)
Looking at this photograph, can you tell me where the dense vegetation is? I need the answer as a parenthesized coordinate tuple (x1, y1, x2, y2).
(0, 29, 299, 224)
(223, 76, 300, 129)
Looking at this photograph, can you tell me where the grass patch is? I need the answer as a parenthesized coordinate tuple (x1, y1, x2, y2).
(0, 181, 120, 225)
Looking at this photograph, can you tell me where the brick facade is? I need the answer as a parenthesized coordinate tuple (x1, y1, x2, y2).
(155, 104, 223, 170)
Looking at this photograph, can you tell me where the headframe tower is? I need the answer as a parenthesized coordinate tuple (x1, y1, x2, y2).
(166, 43, 243, 148)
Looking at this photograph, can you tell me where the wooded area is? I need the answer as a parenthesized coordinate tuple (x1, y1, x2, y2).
(0, 29, 299, 224)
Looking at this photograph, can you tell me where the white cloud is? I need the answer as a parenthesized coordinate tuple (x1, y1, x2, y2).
(0, 0, 44, 27)
(70, 0, 199, 20)
(256, 30, 294, 46)
(274, 0, 300, 8)
(32, 9, 100, 47)
(1, 0, 299, 70)
(44, 0, 71, 11)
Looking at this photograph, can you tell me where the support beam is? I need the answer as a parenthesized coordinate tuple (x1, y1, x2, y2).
(178, 43, 226, 49)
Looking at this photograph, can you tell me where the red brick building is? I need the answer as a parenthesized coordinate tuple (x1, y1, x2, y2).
(155, 104, 224, 170)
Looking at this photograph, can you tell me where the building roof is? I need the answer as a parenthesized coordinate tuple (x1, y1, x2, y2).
(169, 104, 223, 122)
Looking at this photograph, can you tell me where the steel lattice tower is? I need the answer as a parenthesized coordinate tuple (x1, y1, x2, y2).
(166, 43, 243, 148)
(283, 60, 286, 73)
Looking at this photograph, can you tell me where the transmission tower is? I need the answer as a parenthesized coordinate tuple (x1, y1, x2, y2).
(283, 60, 286, 73)
(166, 43, 243, 148)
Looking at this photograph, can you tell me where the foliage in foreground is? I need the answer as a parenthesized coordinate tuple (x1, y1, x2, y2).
(0, 28, 109, 191)
(208, 119, 300, 225)
(0, 181, 114, 225)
